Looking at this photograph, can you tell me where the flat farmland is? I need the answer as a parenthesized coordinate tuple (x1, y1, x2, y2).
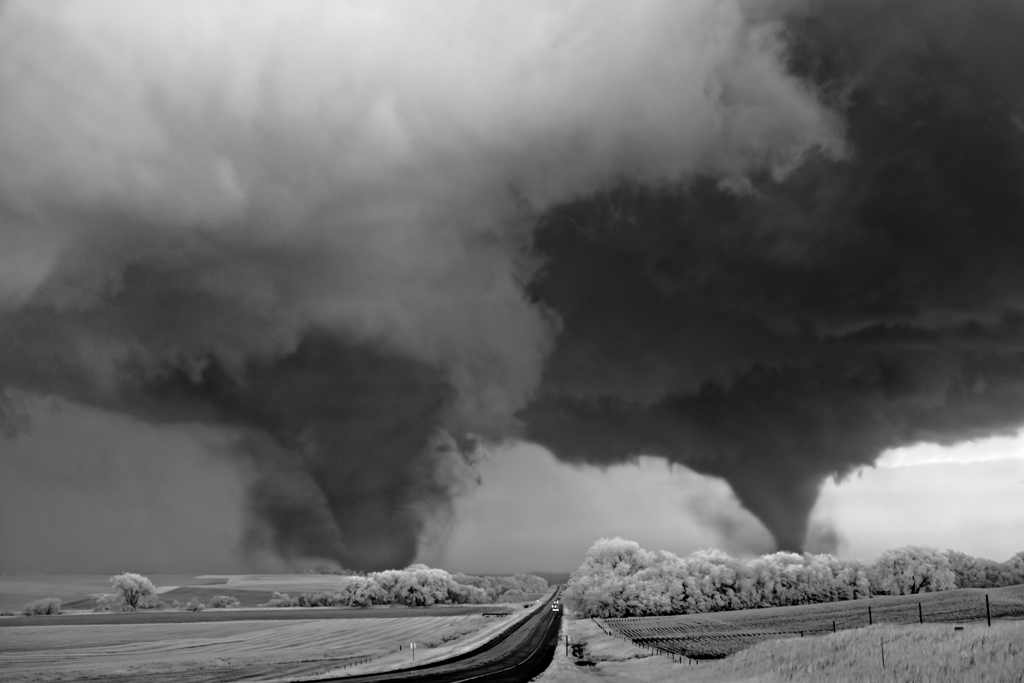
(603, 584, 1024, 660)
(1, 573, 372, 612)
(537, 614, 1024, 683)
(154, 574, 365, 608)
(0, 575, 229, 612)
(193, 574, 361, 593)
(0, 614, 499, 683)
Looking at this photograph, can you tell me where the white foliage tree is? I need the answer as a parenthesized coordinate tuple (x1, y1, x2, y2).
(871, 546, 956, 595)
(498, 588, 529, 603)
(566, 538, 891, 618)
(108, 572, 159, 611)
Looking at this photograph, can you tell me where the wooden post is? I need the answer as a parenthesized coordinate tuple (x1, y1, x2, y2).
(919, 602, 923, 624)
(832, 620, 836, 633)
(986, 594, 991, 627)
(868, 605, 873, 625)
(880, 637, 885, 669)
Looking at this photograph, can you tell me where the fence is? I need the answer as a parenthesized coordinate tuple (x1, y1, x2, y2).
(592, 617, 706, 665)
(589, 593, 1005, 664)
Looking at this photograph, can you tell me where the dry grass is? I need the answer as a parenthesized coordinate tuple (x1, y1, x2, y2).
(533, 615, 682, 683)
(696, 621, 1024, 683)
(157, 586, 278, 608)
(286, 601, 544, 681)
(0, 575, 228, 612)
(0, 574, 360, 613)
(194, 574, 360, 594)
(535, 609, 1024, 683)
(603, 584, 1024, 659)
(0, 615, 496, 683)
(0, 576, 552, 682)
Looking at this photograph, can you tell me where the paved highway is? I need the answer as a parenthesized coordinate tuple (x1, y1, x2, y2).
(320, 590, 562, 683)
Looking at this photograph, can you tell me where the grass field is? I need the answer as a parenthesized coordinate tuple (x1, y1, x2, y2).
(0, 575, 230, 612)
(536, 613, 1024, 683)
(193, 574, 360, 593)
(601, 584, 1024, 659)
(0, 573, 385, 612)
(0, 614, 503, 682)
(0, 574, 362, 612)
(0, 575, 553, 682)
(1, 573, 548, 613)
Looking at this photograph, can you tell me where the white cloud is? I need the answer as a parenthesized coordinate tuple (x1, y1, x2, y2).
(812, 457, 1024, 562)
(438, 443, 773, 573)
(877, 431, 1024, 468)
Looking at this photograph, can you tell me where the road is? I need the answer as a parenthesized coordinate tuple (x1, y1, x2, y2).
(318, 591, 562, 683)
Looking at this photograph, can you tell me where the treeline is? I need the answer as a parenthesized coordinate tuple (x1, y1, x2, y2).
(946, 550, 1024, 589)
(31, 567, 548, 615)
(564, 538, 1024, 618)
(261, 565, 548, 608)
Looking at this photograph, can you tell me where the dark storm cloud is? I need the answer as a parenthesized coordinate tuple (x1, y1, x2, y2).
(524, 0, 1024, 551)
(0, 298, 455, 570)
(0, 1, 839, 569)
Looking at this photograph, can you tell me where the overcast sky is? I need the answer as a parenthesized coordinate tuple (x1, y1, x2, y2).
(2, 0, 1024, 575)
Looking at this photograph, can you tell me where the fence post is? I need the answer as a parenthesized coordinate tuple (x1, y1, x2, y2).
(986, 594, 991, 627)
(919, 602, 923, 624)
(868, 605, 873, 625)
(832, 620, 836, 633)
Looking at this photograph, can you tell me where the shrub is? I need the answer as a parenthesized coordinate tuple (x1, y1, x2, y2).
(209, 595, 241, 608)
(94, 594, 131, 612)
(22, 598, 61, 616)
(261, 591, 298, 607)
(184, 597, 205, 612)
(297, 591, 341, 607)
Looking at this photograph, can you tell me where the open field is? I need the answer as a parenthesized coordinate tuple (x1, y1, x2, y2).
(0, 575, 229, 612)
(0, 574, 360, 612)
(194, 574, 360, 593)
(1, 573, 548, 613)
(0, 613, 517, 683)
(2, 604, 507, 627)
(0, 576, 555, 682)
(602, 584, 1024, 659)
(536, 613, 1024, 683)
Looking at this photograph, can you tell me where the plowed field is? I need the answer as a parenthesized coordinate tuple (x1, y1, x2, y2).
(0, 615, 492, 682)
